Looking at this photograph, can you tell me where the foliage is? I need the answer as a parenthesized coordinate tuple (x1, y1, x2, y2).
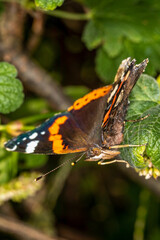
(0, 0, 160, 239)
(121, 75, 160, 177)
(0, 172, 44, 205)
(0, 62, 48, 188)
(0, 148, 18, 184)
(82, 0, 160, 82)
(35, 0, 64, 10)
(0, 62, 24, 114)
(64, 85, 89, 100)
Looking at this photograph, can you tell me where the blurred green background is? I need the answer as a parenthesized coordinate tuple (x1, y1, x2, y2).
(0, 0, 160, 240)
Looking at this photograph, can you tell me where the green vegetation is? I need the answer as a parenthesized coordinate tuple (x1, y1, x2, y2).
(35, 0, 64, 10)
(0, 0, 160, 239)
(0, 62, 24, 113)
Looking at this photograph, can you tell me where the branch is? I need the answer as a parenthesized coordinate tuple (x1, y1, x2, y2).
(27, 11, 45, 54)
(3, 51, 72, 110)
(0, 214, 64, 240)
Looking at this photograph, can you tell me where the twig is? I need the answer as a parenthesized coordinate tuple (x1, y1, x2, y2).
(0, 214, 64, 240)
(3, 51, 72, 110)
(27, 11, 45, 54)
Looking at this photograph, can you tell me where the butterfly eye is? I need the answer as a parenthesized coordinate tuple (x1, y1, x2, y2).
(87, 148, 94, 156)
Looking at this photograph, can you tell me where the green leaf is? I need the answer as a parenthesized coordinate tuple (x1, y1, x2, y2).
(35, 0, 64, 10)
(82, 21, 103, 50)
(0, 62, 17, 78)
(129, 75, 160, 102)
(120, 75, 160, 177)
(95, 48, 123, 83)
(82, 0, 160, 80)
(103, 35, 123, 58)
(0, 62, 24, 114)
(126, 75, 160, 119)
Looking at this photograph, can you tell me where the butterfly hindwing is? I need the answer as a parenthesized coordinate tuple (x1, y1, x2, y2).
(102, 58, 149, 147)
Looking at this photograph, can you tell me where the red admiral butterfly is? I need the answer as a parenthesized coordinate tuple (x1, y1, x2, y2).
(5, 58, 148, 165)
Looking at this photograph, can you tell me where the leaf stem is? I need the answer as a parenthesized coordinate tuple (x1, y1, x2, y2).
(20, 126, 35, 131)
(18, 112, 58, 124)
(46, 9, 92, 20)
(133, 189, 150, 240)
(0, 0, 92, 21)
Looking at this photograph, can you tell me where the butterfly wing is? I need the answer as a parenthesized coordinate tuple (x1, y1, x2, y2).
(5, 113, 89, 154)
(102, 58, 148, 147)
(5, 85, 114, 154)
(5, 58, 148, 155)
(68, 85, 113, 146)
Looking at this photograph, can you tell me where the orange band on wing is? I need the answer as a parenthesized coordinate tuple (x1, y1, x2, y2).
(49, 116, 68, 136)
(48, 116, 68, 153)
(68, 85, 113, 112)
(48, 115, 87, 154)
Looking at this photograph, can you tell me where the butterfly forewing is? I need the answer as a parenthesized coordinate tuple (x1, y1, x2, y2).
(5, 86, 116, 154)
(5, 113, 88, 154)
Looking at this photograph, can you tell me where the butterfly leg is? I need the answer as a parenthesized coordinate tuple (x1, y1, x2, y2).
(98, 159, 130, 168)
(85, 149, 121, 162)
(124, 114, 149, 123)
(109, 144, 146, 149)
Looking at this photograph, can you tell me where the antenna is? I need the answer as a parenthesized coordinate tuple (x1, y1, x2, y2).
(34, 153, 85, 181)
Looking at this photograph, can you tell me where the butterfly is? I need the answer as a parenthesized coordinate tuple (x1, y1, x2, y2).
(5, 58, 148, 165)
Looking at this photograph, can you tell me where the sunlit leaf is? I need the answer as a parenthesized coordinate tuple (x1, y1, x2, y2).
(35, 0, 64, 10)
(0, 62, 24, 114)
(82, 0, 160, 81)
(121, 75, 160, 177)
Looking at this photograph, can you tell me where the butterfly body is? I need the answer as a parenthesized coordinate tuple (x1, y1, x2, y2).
(5, 58, 148, 163)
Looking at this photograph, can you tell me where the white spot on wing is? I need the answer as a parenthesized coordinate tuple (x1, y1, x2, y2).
(29, 132, 38, 139)
(25, 140, 39, 153)
(6, 145, 17, 151)
(40, 131, 45, 135)
(23, 137, 27, 141)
